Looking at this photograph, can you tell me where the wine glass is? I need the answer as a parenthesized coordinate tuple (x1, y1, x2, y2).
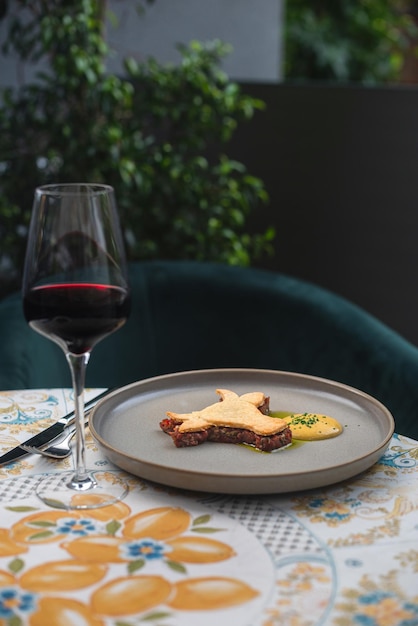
(22, 183, 131, 510)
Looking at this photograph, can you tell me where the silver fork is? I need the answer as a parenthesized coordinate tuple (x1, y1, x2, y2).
(21, 428, 77, 459)
(21, 413, 90, 459)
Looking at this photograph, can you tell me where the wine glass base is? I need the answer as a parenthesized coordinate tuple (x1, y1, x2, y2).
(35, 470, 129, 510)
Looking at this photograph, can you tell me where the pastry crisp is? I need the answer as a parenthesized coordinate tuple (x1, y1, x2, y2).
(166, 389, 288, 436)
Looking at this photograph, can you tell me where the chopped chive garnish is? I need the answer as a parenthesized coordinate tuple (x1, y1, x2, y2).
(289, 413, 319, 428)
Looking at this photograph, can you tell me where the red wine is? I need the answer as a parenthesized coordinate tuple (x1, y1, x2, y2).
(23, 283, 131, 354)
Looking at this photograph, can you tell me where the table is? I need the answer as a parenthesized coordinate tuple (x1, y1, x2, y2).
(0, 389, 417, 626)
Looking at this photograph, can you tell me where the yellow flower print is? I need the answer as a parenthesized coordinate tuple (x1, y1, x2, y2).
(1, 567, 259, 621)
(167, 576, 259, 610)
(293, 563, 319, 575)
(277, 561, 331, 595)
(61, 506, 235, 568)
(0, 571, 15, 586)
(292, 495, 357, 525)
(90, 574, 259, 617)
(91, 575, 172, 616)
(0, 590, 104, 626)
(29, 596, 104, 626)
(68, 494, 131, 520)
(11, 511, 85, 544)
(166, 536, 235, 563)
(336, 573, 418, 625)
(0, 503, 260, 623)
(121, 507, 236, 564)
(292, 562, 330, 584)
(62, 531, 235, 565)
(122, 506, 191, 540)
(61, 535, 127, 563)
(19, 560, 107, 592)
(0, 529, 28, 557)
(9, 500, 132, 547)
(0, 569, 105, 625)
(361, 596, 417, 626)
(322, 501, 350, 514)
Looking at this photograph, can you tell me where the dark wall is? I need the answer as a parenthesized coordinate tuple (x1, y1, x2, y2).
(231, 82, 418, 346)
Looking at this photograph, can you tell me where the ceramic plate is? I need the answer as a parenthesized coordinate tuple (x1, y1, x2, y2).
(89, 368, 395, 494)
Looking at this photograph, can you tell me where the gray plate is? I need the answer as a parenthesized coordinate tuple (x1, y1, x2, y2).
(89, 368, 395, 494)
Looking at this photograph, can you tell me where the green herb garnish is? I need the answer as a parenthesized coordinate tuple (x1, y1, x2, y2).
(288, 413, 319, 428)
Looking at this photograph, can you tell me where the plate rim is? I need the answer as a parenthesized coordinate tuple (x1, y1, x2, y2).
(89, 368, 395, 492)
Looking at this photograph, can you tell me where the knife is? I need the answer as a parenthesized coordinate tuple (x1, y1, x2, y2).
(0, 388, 111, 466)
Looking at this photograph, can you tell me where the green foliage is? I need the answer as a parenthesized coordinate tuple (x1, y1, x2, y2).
(285, 0, 417, 83)
(0, 0, 272, 297)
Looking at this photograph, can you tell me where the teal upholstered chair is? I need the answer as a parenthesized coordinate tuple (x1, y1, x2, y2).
(0, 260, 418, 439)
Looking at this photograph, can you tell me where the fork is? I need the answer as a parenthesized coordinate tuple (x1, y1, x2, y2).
(20, 413, 91, 459)
(21, 427, 77, 459)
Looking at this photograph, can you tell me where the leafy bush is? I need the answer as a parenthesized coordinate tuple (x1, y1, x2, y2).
(285, 0, 417, 83)
(0, 1, 273, 297)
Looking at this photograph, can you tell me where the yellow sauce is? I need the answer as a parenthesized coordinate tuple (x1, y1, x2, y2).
(282, 412, 343, 441)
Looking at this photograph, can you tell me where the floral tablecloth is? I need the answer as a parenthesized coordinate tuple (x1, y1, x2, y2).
(0, 389, 417, 626)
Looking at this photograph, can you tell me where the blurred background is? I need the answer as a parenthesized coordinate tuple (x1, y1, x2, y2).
(2, 0, 418, 344)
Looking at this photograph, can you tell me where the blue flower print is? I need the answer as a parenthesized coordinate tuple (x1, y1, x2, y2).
(354, 591, 418, 626)
(0, 587, 36, 619)
(121, 539, 166, 561)
(358, 590, 392, 605)
(55, 517, 99, 536)
(307, 496, 360, 522)
(379, 448, 416, 469)
(325, 511, 351, 522)
(309, 498, 325, 509)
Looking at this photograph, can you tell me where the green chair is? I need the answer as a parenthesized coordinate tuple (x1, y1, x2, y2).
(1, 260, 417, 438)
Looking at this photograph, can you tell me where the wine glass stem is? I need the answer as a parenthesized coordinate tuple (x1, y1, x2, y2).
(66, 352, 91, 487)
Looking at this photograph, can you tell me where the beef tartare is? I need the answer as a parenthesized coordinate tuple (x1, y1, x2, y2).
(160, 388, 292, 452)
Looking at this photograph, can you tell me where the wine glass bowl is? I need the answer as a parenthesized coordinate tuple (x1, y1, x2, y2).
(22, 183, 131, 509)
